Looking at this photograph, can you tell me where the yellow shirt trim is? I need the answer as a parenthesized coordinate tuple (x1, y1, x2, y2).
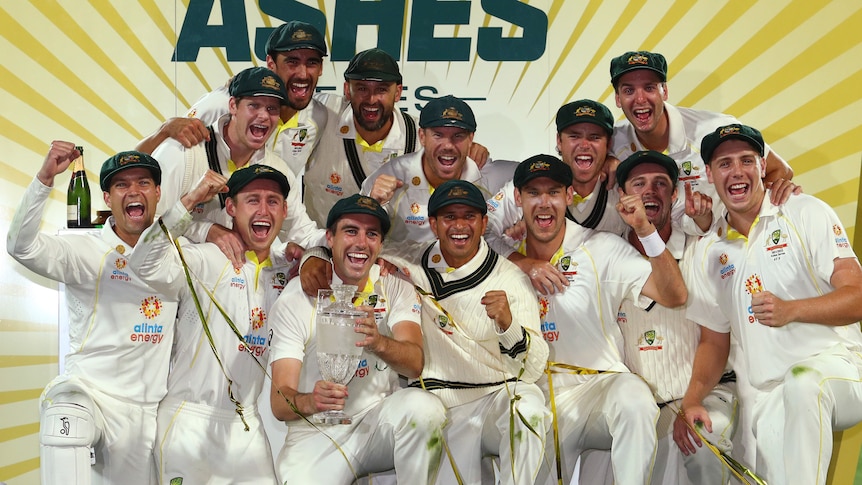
(726, 215, 761, 242)
(356, 133, 385, 153)
(272, 113, 300, 148)
(245, 251, 272, 291)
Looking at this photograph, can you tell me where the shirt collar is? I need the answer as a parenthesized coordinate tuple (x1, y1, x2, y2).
(426, 238, 490, 275)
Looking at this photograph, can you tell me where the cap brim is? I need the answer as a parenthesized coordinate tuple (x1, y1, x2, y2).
(613, 66, 667, 84)
(421, 120, 475, 131)
(277, 44, 327, 55)
(557, 118, 613, 135)
(344, 73, 401, 83)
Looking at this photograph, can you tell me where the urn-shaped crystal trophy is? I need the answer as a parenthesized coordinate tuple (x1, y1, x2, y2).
(313, 284, 365, 424)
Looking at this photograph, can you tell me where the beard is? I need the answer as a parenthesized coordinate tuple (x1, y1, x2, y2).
(353, 101, 392, 132)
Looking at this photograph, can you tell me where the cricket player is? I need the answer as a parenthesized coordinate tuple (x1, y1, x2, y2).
(129, 165, 292, 483)
(7, 145, 175, 484)
(678, 123, 862, 484)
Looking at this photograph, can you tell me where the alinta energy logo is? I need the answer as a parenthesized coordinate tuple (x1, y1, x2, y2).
(140, 296, 162, 319)
(111, 257, 131, 282)
(241, 307, 268, 357)
(133, 296, 166, 344)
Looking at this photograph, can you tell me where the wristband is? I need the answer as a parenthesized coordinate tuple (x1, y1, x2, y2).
(638, 230, 666, 258)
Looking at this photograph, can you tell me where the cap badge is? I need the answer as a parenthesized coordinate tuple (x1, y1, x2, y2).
(441, 107, 463, 120)
(261, 76, 281, 90)
(254, 165, 273, 174)
(627, 53, 649, 66)
(356, 196, 377, 210)
(118, 154, 141, 166)
(291, 29, 312, 41)
(574, 106, 596, 118)
(529, 161, 551, 172)
(719, 126, 741, 138)
(447, 187, 469, 198)
(361, 60, 384, 71)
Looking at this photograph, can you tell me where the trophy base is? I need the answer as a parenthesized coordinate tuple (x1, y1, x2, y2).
(312, 410, 353, 425)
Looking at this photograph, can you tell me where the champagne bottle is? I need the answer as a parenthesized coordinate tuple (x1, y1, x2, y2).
(66, 146, 92, 228)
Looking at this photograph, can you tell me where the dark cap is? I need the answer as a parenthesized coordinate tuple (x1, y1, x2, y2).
(616, 151, 679, 188)
(326, 194, 391, 235)
(419, 95, 477, 132)
(428, 180, 488, 216)
(229, 67, 287, 103)
(555, 99, 614, 135)
(100, 151, 162, 191)
(265, 21, 327, 56)
(513, 154, 573, 188)
(344, 48, 402, 84)
(700, 124, 765, 164)
(610, 51, 668, 86)
(226, 165, 290, 199)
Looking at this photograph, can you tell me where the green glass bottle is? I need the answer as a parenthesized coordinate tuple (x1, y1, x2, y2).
(66, 146, 92, 228)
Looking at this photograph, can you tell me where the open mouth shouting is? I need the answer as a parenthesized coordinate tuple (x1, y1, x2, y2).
(288, 80, 311, 101)
(535, 213, 555, 230)
(726, 182, 750, 201)
(250, 219, 273, 240)
(125, 201, 146, 222)
(642, 199, 661, 219)
(633, 107, 652, 127)
(361, 103, 382, 124)
(250, 121, 271, 137)
(574, 154, 594, 171)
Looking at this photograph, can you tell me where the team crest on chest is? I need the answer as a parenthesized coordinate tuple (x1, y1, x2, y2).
(765, 228, 788, 261)
(273, 272, 287, 290)
(678, 160, 701, 183)
(436, 314, 453, 335)
(559, 257, 578, 281)
(637, 329, 664, 351)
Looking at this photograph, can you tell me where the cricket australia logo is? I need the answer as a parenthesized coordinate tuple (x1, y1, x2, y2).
(770, 229, 781, 245)
(644, 330, 655, 345)
(682, 160, 692, 176)
(560, 256, 571, 271)
(637, 329, 664, 351)
(436, 314, 453, 335)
